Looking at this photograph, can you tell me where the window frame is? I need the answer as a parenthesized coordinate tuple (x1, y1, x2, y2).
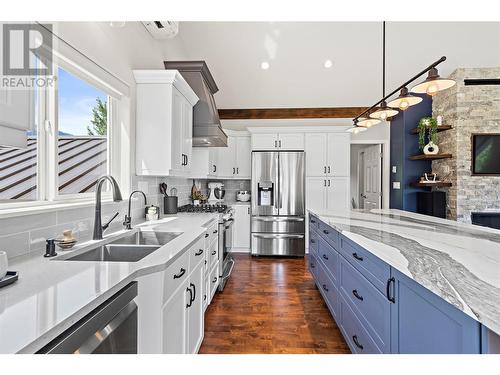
(0, 51, 126, 214)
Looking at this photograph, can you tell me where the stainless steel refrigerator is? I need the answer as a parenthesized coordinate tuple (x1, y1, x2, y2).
(251, 151, 305, 256)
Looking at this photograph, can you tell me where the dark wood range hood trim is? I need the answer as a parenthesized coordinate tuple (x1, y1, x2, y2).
(218, 107, 370, 120)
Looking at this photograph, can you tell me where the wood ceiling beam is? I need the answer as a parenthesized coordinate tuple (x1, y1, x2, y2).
(218, 107, 370, 120)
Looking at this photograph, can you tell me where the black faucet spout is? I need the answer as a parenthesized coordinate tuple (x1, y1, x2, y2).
(93, 175, 123, 240)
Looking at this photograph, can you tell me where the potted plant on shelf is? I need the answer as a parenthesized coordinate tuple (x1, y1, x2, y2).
(418, 117, 439, 155)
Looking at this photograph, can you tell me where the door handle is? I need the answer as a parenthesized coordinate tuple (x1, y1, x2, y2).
(186, 286, 193, 308)
(253, 234, 305, 239)
(181, 154, 185, 166)
(173, 268, 186, 279)
(232, 167, 235, 174)
(248, 207, 250, 214)
(352, 289, 364, 301)
(324, 180, 327, 187)
(386, 277, 396, 303)
(237, 167, 239, 174)
(185, 155, 188, 166)
(213, 165, 216, 173)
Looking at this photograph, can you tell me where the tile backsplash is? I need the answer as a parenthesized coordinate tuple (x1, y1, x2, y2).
(0, 175, 250, 260)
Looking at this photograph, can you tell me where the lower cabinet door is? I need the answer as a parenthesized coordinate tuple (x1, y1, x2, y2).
(318, 262, 339, 321)
(391, 268, 481, 354)
(162, 282, 189, 353)
(186, 262, 205, 354)
(340, 295, 382, 354)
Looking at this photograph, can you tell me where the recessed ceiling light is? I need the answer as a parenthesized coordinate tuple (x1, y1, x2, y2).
(260, 61, 270, 70)
(324, 59, 333, 68)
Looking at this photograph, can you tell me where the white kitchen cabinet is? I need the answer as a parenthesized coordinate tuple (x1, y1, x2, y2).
(162, 279, 189, 353)
(305, 133, 350, 177)
(232, 204, 251, 250)
(191, 147, 219, 178)
(186, 261, 204, 354)
(134, 70, 198, 176)
(251, 133, 304, 150)
(306, 177, 349, 213)
(217, 135, 251, 178)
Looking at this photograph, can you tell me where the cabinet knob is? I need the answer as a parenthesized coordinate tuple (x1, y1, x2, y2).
(323, 229, 329, 235)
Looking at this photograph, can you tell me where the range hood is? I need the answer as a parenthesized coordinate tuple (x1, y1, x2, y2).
(164, 61, 228, 147)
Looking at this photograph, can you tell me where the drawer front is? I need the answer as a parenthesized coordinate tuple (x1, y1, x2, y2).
(189, 237, 206, 270)
(340, 296, 382, 354)
(209, 263, 219, 300)
(318, 221, 340, 250)
(309, 214, 319, 231)
(309, 253, 319, 281)
(204, 221, 219, 247)
(318, 261, 339, 320)
(318, 237, 339, 283)
(163, 250, 190, 303)
(340, 236, 391, 294)
(309, 226, 319, 256)
(251, 216, 305, 234)
(251, 233, 305, 256)
(208, 239, 219, 270)
(339, 258, 391, 353)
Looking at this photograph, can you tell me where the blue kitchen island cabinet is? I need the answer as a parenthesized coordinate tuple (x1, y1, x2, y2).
(390, 268, 481, 354)
(308, 214, 484, 354)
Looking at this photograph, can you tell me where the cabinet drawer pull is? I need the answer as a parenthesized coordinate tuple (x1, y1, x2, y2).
(211, 250, 217, 256)
(275, 140, 278, 148)
(195, 249, 203, 256)
(186, 287, 193, 308)
(322, 284, 329, 292)
(352, 335, 364, 350)
(352, 252, 364, 261)
(322, 254, 329, 261)
(386, 277, 396, 303)
(204, 260, 207, 265)
(310, 219, 316, 223)
(324, 166, 327, 174)
(310, 239, 315, 243)
(328, 166, 331, 174)
(205, 233, 209, 238)
(173, 268, 186, 279)
(204, 294, 207, 301)
(213, 230, 218, 234)
(237, 167, 239, 174)
(212, 277, 218, 283)
(352, 289, 364, 301)
(310, 263, 315, 269)
(190, 282, 196, 303)
(323, 229, 329, 235)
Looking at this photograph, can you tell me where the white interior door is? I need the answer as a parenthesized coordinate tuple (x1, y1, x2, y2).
(361, 145, 382, 209)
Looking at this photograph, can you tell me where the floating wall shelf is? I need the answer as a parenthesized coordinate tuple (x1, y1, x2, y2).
(410, 125, 452, 134)
(409, 153, 453, 161)
(410, 181, 452, 188)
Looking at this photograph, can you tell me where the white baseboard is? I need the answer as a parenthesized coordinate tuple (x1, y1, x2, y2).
(230, 247, 250, 253)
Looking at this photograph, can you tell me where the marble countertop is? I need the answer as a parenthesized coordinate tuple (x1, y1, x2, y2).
(309, 208, 500, 335)
(0, 213, 218, 353)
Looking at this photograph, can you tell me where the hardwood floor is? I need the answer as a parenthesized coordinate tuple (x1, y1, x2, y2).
(199, 254, 350, 354)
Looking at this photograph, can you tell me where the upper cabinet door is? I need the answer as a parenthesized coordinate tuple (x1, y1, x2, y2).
(217, 136, 237, 177)
(305, 177, 327, 213)
(327, 133, 350, 176)
(278, 133, 304, 150)
(305, 133, 328, 177)
(170, 89, 185, 174)
(252, 133, 278, 150)
(182, 98, 193, 172)
(236, 136, 251, 178)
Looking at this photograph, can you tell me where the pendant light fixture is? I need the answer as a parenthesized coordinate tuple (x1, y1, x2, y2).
(347, 119, 368, 133)
(387, 86, 423, 110)
(410, 67, 456, 96)
(357, 117, 381, 127)
(369, 22, 399, 121)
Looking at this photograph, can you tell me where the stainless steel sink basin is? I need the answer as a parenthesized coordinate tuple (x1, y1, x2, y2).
(109, 231, 182, 246)
(63, 244, 161, 262)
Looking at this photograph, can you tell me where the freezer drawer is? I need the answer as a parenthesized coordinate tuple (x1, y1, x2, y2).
(251, 216, 305, 233)
(251, 233, 305, 256)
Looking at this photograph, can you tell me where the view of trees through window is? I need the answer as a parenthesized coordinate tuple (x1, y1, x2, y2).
(57, 68, 109, 195)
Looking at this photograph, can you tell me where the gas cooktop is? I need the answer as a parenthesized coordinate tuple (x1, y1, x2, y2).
(178, 204, 229, 213)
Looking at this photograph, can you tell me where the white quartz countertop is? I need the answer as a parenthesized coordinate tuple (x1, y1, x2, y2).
(309, 208, 500, 335)
(0, 213, 218, 353)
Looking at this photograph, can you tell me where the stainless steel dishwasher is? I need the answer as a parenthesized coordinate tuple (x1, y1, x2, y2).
(38, 282, 138, 354)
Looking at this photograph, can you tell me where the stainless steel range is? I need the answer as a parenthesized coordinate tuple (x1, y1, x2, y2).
(178, 204, 234, 291)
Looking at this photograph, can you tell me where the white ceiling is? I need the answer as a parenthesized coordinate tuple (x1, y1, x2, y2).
(174, 22, 500, 109)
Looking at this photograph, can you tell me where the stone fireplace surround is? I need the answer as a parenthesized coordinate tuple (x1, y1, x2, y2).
(432, 68, 500, 223)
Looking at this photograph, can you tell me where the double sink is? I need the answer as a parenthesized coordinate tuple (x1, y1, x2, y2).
(57, 230, 182, 262)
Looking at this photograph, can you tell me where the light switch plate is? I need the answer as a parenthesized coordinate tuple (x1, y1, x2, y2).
(393, 181, 401, 189)
(392, 166, 397, 173)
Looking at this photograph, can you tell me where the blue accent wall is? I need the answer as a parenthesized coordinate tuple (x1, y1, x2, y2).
(390, 95, 432, 212)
